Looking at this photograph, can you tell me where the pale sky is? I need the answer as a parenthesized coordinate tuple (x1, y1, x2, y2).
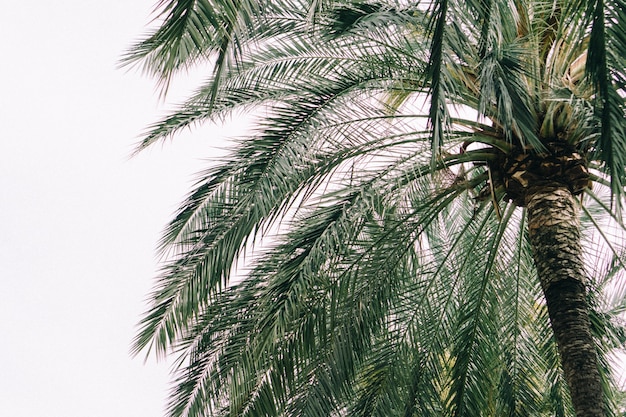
(0, 2, 239, 416)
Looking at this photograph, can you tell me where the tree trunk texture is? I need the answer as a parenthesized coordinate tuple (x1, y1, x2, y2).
(526, 184, 605, 417)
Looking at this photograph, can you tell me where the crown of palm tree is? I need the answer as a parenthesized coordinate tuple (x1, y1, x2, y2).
(123, 1, 626, 416)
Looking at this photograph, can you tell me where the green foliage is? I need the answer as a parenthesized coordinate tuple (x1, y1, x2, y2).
(124, 0, 626, 416)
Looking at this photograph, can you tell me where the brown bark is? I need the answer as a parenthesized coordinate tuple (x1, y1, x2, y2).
(526, 184, 605, 417)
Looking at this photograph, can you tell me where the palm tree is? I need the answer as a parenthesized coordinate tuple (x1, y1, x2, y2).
(123, 0, 626, 416)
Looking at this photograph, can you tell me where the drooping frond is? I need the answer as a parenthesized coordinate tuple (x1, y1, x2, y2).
(567, 0, 626, 208)
(121, 0, 257, 91)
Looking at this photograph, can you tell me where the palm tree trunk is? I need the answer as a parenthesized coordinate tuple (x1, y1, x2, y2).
(526, 184, 604, 417)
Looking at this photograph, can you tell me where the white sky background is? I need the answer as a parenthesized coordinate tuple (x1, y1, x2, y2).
(0, 2, 242, 416)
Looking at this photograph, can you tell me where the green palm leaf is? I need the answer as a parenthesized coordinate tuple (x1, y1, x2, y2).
(126, 0, 626, 416)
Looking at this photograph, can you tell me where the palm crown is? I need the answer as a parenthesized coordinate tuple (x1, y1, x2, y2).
(124, 0, 626, 416)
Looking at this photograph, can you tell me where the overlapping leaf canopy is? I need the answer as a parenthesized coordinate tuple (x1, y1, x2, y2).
(124, 0, 626, 416)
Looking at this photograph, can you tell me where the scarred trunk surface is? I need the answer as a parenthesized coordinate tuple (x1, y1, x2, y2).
(526, 184, 604, 417)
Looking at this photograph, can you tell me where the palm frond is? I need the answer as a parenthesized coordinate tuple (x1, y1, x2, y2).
(122, 0, 254, 90)
(583, 0, 626, 207)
